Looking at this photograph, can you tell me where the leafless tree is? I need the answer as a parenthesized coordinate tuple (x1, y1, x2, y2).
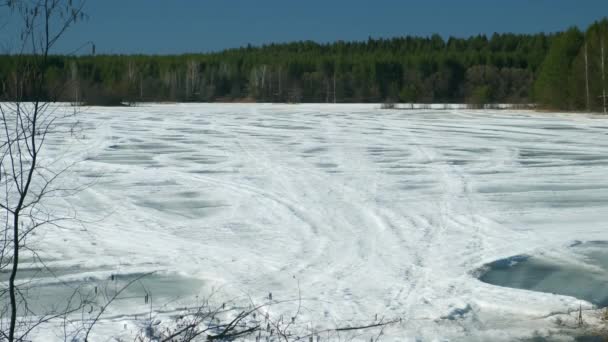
(0, 0, 87, 340)
(601, 36, 607, 114)
(185, 59, 200, 100)
(70, 60, 81, 105)
(585, 42, 590, 112)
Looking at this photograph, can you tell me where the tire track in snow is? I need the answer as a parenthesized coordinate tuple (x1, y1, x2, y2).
(206, 107, 415, 317)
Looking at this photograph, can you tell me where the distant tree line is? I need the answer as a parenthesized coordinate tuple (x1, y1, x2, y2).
(535, 19, 608, 112)
(0, 18, 607, 111)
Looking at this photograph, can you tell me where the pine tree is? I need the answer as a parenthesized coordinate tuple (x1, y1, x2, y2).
(534, 27, 584, 110)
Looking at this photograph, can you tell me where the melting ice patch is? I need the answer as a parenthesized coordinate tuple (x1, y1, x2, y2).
(480, 242, 608, 307)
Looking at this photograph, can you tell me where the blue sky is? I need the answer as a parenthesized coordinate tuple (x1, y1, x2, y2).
(6, 0, 608, 54)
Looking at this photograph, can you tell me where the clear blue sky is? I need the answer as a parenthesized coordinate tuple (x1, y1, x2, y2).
(13, 0, 608, 54)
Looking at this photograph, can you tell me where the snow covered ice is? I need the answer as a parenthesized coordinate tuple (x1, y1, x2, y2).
(28, 104, 608, 340)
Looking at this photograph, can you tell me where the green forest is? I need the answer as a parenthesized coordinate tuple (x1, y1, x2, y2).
(1, 18, 607, 111)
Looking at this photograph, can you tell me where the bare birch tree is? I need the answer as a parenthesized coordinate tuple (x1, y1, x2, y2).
(0, 1, 87, 340)
(186, 59, 200, 100)
(601, 36, 607, 114)
(585, 42, 590, 112)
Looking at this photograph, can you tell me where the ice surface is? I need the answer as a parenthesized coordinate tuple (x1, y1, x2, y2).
(23, 104, 608, 340)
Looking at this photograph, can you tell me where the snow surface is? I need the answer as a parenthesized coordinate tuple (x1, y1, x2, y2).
(28, 104, 608, 340)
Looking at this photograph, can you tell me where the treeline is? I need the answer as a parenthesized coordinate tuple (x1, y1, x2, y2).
(535, 19, 608, 112)
(0, 18, 607, 110)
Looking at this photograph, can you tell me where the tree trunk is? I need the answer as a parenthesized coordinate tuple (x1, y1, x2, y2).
(585, 42, 590, 111)
(602, 38, 607, 114)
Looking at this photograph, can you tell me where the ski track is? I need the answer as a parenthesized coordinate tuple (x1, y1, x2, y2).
(31, 104, 608, 340)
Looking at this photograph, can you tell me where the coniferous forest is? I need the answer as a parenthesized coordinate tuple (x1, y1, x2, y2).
(1, 18, 607, 111)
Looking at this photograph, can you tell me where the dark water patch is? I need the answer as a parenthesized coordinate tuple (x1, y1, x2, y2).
(452, 147, 494, 154)
(479, 244, 608, 307)
(166, 127, 223, 135)
(194, 159, 223, 165)
(80, 172, 107, 178)
(136, 199, 226, 218)
(0, 265, 103, 282)
(107, 143, 181, 152)
(367, 147, 403, 155)
(316, 163, 338, 169)
(390, 152, 411, 159)
(174, 155, 217, 162)
(191, 119, 210, 126)
(374, 158, 405, 164)
(179, 139, 209, 146)
(142, 116, 164, 122)
(207, 144, 229, 151)
(518, 150, 608, 164)
(399, 183, 432, 191)
(189, 170, 235, 175)
(263, 137, 294, 144)
(541, 125, 580, 131)
(477, 183, 608, 194)
(518, 160, 551, 167)
(440, 304, 473, 321)
(435, 128, 492, 136)
(159, 135, 188, 142)
(489, 194, 608, 209)
(89, 154, 156, 166)
(1, 272, 204, 317)
(302, 147, 328, 154)
(581, 241, 608, 247)
(562, 154, 608, 162)
(244, 132, 270, 137)
(471, 134, 503, 140)
(113, 128, 151, 134)
(384, 170, 420, 176)
(176, 191, 201, 199)
(574, 335, 607, 342)
(516, 160, 608, 169)
(519, 149, 558, 159)
(522, 333, 606, 342)
(446, 160, 469, 166)
(132, 180, 178, 187)
(251, 123, 313, 130)
(567, 160, 608, 168)
(369, 127, 389, 132)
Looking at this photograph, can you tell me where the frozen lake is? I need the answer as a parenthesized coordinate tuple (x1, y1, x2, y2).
(27, 104, 608, 340)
